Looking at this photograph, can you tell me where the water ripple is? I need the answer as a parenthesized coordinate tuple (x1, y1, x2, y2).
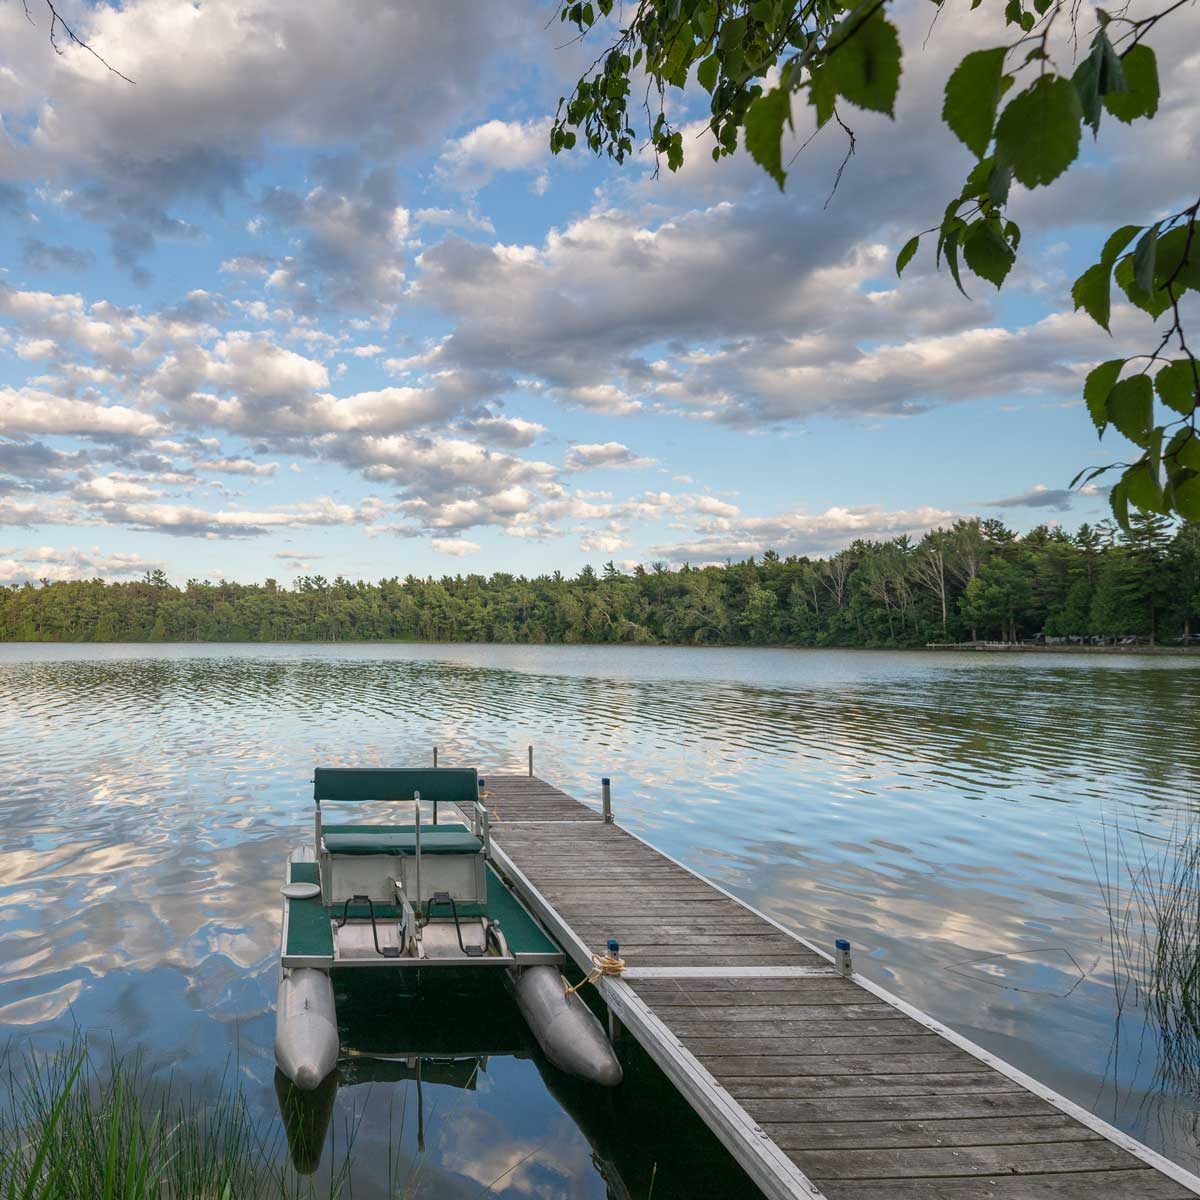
(0, 642, 1198, 1182)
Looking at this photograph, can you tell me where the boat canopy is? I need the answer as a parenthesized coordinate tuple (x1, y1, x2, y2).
(313, 767, 478, 805)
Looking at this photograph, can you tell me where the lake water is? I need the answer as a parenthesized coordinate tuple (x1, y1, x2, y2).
(1, 642, 1198, 1194)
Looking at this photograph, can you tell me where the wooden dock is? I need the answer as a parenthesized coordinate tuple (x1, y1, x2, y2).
(482, 772, 1200, 1200)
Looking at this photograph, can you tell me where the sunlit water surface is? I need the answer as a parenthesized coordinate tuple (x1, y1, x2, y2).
(1, 643, 1198, 1194)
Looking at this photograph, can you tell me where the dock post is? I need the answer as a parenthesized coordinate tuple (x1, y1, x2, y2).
(433, 745, 438, 768)
(601, 777, 613, 823)
(606, 936, 622, 1041)
(835, 938, 852, 977)
(528, 745, 533, 777)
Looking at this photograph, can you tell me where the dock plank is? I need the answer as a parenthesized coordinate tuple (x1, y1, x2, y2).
(818, 1174, 1194, 1199)
(799, 1140, 1149, 1178)
(487, 774, 1200, 1200)
(762, 1115, 1098, 1150)
(719, 1073, 1026, 1100)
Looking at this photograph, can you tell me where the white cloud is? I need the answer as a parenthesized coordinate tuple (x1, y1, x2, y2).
(651, 503, 960, 562)
(0, 387, 162, 438)
(413, 207, 495, 235)
(564, 442, 657, 471)
(0, 545, 162, 583)
(84, 495, 385, 539)
(435, 118, 552, 190)
(431, 537, 481, 556)
(193, 457, 279, 477)
(74, 475, 161, 501)
(2, 0, 521, 273)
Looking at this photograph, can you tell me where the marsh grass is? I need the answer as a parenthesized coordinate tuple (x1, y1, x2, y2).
(0, 1041, 354, 1200)
(1090, 815, 1200, 1087)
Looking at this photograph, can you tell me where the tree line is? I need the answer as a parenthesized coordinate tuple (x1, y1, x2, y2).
(2, 518, 1198, 647)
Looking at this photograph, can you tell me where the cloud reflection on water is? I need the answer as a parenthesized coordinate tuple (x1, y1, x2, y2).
(0, 642, 1198, 1184)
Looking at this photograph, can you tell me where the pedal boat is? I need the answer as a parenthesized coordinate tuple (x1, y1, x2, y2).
(275, 766, 621, 1091)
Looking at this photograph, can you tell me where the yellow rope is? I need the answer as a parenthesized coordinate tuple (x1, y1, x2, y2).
(564, 950, 626, 996)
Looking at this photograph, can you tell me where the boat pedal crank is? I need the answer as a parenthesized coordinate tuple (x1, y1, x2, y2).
(338, 893, 397, 958)
(427, 890, 484, 957)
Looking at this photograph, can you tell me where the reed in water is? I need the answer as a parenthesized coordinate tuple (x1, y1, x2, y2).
(1092, 815, 1200, 1087)
(0, 1040, 354, 1199)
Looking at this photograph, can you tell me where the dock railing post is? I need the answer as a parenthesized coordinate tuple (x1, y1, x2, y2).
(528, 745, 533, 777)
(601, 777, 613, 824)
(835, 938, 852, 977)
(433, 745, 438, 768)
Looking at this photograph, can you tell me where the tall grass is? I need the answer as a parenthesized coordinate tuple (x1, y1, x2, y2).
(1090, 815, 1200, 1087)
(0, 1041, 352, 1200)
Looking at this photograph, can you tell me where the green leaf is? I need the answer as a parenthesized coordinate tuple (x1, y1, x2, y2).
(942, 47, 1007, 158)
(1074, 29, 1123, 134)
(1100, 224, 1140, 267)
(808, 64, 836, 129)
(1155, 359, 1198, 416)
(827, 9, 902, 117)
(1114, 253, 1172, 318)
(1152, 223, 1200, 295)
(1084, 358, 1124, 430)
(1072, 51, 1102, 135)
(666, 130, 684, 172)
(1104, 44, 1159, 122)
(719, 13, 747, 50)
(1174, 471, 1200, 522)
(697, 53, 719, 93)
(1132, 222, 1159, 295)
(1105, 374, 1154, 445)
(1125, 458, 1165, 513)
(944, 231, 967, 296)
(1110, 475, 1130, 530)
(896, 235, 920, 276)
(1097, 30, 1126, 95)
(744, 87, 790, 189)
(987, 155, 1013, 205)
(963, 221, 1015, 288)
(994, 75, 1083, 188)
(1166, 427, 1200, 472)
(1071, 261, 1112, 331)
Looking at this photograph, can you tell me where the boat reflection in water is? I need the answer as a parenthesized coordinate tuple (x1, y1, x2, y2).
(274, 973, 642, 1198)
(274, 974, 748, 1200)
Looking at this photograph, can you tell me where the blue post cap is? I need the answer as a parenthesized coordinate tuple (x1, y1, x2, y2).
(835, 938, 851, 951)
(602, 776, 611, 785)
(607, 938, 620, 955)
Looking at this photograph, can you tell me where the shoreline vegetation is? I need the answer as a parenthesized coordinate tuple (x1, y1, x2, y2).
(3, 517, 1198, 649)
(0, 1041, 351, 1199)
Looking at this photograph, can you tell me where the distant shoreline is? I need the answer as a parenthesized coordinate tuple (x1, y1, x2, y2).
(925, 642, 1200, 656)
(0, 638, 1197, 657)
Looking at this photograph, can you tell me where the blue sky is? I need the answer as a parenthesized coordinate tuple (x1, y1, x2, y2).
(0, 0, 1196, 585)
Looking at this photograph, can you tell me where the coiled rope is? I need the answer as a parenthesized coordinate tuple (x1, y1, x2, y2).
(564, 950, 626, 996)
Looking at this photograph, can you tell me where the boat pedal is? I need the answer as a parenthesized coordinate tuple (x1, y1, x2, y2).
(464, 945, 484, 957)
(381, 946, 401, 958)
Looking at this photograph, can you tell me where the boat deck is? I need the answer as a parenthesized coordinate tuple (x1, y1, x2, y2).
(484, 772, 1200, 1200)
(281, 857, 561, 967)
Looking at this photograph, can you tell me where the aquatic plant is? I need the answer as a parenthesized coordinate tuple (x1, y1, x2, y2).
(0, 1041, 351, 1200)
(1090, 814, 1200, 1087)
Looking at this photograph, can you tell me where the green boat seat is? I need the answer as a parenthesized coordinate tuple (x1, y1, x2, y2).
(323, 824, 482, 857)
